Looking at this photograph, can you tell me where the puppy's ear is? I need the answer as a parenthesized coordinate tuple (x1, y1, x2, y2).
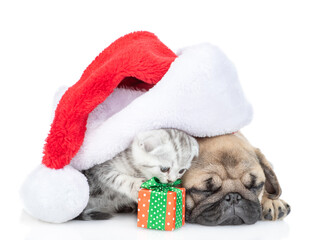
(255, 148, 282, 200)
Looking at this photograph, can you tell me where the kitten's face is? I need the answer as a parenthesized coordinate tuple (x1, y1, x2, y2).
(132, 129, 199, 183)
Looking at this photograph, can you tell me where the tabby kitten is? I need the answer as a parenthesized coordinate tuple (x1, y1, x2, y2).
(76, 129, 199, 220)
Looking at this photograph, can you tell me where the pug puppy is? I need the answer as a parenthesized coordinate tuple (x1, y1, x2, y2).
(182, 132, 290, 225)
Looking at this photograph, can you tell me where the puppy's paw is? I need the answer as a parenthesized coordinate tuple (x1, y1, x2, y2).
(261, 198, 291, 221)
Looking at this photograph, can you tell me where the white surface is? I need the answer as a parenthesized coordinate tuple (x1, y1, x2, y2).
(1, 0, 335, 239)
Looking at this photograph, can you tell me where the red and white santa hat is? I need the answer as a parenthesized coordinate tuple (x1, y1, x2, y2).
(20, 31, 253, 223)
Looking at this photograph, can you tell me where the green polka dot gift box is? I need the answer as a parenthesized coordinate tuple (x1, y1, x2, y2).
(137, 177, 186, 231)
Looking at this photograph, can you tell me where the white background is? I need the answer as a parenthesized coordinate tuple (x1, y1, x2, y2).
(1, 0, 335, 239)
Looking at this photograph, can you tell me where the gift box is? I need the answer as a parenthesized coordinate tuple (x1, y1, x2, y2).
(137, 177, 185, 231)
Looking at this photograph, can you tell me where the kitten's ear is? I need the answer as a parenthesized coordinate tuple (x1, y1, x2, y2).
(136, 130, 166, 152)
(190, 136, 199, 158)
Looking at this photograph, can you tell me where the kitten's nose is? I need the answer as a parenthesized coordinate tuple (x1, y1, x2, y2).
(167, 180, 173, 183)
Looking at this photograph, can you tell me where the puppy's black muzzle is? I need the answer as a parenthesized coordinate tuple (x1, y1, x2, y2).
(188, 192, 261, 226)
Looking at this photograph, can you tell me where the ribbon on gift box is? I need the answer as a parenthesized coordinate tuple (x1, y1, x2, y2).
(137, 177, 185, 231)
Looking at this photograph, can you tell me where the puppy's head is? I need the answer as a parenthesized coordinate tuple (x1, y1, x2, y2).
(182, 133, 281, 225)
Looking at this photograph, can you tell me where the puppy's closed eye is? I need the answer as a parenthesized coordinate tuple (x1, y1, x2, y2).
(205, 177, 222, 192)
(245, 174, 257, 189)
(205, 178, 214, 190)
(249, 182, 265, 192)
(187, 177, 221, 195)
(245, 174, 264, 192)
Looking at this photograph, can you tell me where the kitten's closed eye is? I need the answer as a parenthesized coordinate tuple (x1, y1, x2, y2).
(160, 166, 170, 173)
(179, 169, 186, 174)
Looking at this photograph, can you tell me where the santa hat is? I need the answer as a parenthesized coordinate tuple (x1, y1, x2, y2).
(20, 31, 253, 223)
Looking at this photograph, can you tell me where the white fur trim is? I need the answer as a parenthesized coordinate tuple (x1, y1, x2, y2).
(70, 43, 253, 170)
(20, 165, 89, 223)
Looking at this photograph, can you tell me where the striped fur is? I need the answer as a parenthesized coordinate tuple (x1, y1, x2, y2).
(76, 129, 199, 220)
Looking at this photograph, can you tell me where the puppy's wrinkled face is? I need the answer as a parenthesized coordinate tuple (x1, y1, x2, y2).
(182, 133, 281, 225)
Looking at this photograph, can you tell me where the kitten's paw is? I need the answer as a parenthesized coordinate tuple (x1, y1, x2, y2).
(131, 178, 146, 201)
(75, 210, 113, 221)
